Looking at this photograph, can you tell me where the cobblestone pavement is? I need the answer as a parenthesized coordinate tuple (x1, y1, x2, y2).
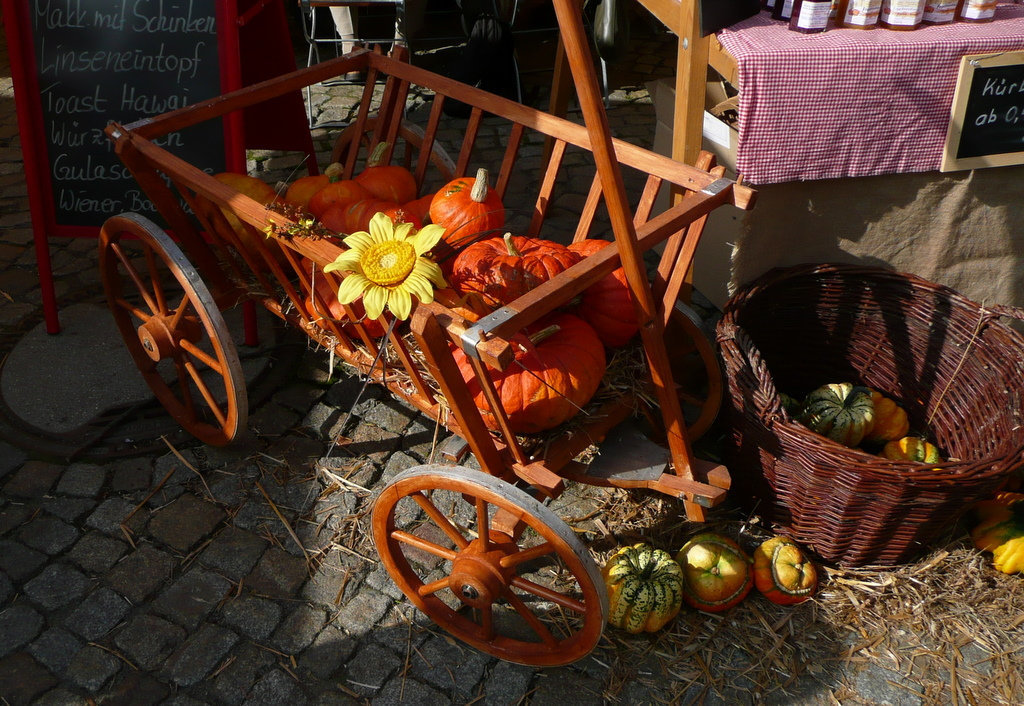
(2, 8, 1014, 706)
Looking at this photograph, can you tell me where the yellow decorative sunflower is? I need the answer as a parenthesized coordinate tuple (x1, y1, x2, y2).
(323, 212, 447, 321)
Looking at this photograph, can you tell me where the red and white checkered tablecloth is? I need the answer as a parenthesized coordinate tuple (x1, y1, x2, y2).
(716, 4, 1024, 184)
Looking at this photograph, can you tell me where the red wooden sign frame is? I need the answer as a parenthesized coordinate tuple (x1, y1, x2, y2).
(2, 0, 313, 333)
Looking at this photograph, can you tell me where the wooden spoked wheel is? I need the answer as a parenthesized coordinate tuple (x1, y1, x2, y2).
(331, 117, 456, 183)
(372, 465, 608, 666)
(667, 301, 723, 442)
(98, 213, 247, 446)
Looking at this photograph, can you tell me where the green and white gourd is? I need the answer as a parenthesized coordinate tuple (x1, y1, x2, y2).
(798, 382, 876, 448)
(602, 543, 685, 634)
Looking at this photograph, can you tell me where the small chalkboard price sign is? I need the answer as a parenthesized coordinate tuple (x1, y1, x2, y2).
(17, 0, 227, 229)
(942, 51, 1024, 172)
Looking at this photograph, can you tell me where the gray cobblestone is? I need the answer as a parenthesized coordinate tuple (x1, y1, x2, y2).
(272, 604, 327, 654)
(114, 614, 187, 670)
(152, 567, 233, 629)
(23, 563, 90, 610)
(66, 531, 128, 573)
(302, 401, 343, 437)
(2, 459, 62, 498)
(18, 514, 79, 555)
(301, 550, 363, 608)
(248, 400, 303, 439)
(159, 623, 239, 688)
(207, 473, 249, 506)
(84, 497, 143, 536)
(64, 587, 131, 641)
(299, 624, 356, 680)
(147, 493, 226, 553)
(0, 440, 28, 480)
(357, 398, 417, 434)
(28, 627, 83, 677)
(104, 543, 177, 604)
(484, 660, 535, 706)
(363, 567, 405, 602)
(40, 497, 97, 523)
(380, 450, 421, 486)
(242, 668, 309, 706)
(0, 539, 45, 581)
(334, 587, 392, 638)
(310, 690, 360, 706)
(31, 687, 91, 706)
(529, 667, 605, 704)
(198, 525, 268, 579)
(96, 672, 170, 705)
(219, 594, 283, 641)
(263, 477, 320, 520)
(64, 644, 121, 692)
(245, 546, 308, 599)
(0, 571, 11, 606)
(408, 633, 490, 700)
(55, 463, 106, 498)
(108, 457, 153, 493)
(372, 676, 449, 705)
(343, 642, 401, 697)
(0, 652, 58, 705)
(0, 501, 33, 535)
(211, 642, 275, 706)
(0, 602, 45, 657)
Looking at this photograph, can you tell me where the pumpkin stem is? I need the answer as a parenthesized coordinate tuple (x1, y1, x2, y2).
(366, 142, 390, 168)
(324, 162, 345, 183)
(502, 232, 520, 257)
(470, 168, 491, 203)
(525, 324, 561, 347)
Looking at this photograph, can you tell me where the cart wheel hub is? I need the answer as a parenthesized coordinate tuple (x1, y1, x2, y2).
(137, 313, 203, 361)
(448, 537, 516, 609)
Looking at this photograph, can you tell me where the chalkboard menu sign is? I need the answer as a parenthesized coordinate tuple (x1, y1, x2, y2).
(24, 0, 227, 228)
(942, 51, 1024, 172)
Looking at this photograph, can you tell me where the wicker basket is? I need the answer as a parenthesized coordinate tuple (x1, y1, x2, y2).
(716, 263, 1024, 567)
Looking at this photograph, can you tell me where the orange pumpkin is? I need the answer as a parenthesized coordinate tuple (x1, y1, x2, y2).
(429, 168, 506, 249)
(567, 239, 639, 347)
(752, 536, 817, 605)
(381, 203, 423, 229)
(194, 172, 284, 268)
(450, 313, 606, 434)
(676, 533, 753, 613)
(284, 173, 329, 211)
(308, 178, 371, 219)
(449, 233, 582, 308)
(402, 193, 435, 225)
(354, 142, 418, 204)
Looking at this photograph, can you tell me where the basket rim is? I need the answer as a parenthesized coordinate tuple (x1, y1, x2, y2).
(717, 262, 1024, 484)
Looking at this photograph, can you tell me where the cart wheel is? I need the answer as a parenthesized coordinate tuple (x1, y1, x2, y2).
(98, 213, 247, 446)
(372, 465, 608, 666)
(331, 117, 456, 182)
(667, 301, 723, 442)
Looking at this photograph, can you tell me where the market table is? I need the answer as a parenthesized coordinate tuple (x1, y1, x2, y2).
(641, 2, 1024, 310)
(716, 4, 1024, 184)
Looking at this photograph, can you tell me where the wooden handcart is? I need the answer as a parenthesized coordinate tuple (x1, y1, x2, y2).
(98, 0, 755, 666)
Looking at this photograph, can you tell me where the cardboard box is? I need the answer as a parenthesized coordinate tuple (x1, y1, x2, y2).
(646, 77, 742, 310)
(647, 77, 738, 177)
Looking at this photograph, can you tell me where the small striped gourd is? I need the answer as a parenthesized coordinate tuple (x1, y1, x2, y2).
(602, 543, 684, 634)
(882, 436, 941, 464)
(798, 383, 875, 448)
